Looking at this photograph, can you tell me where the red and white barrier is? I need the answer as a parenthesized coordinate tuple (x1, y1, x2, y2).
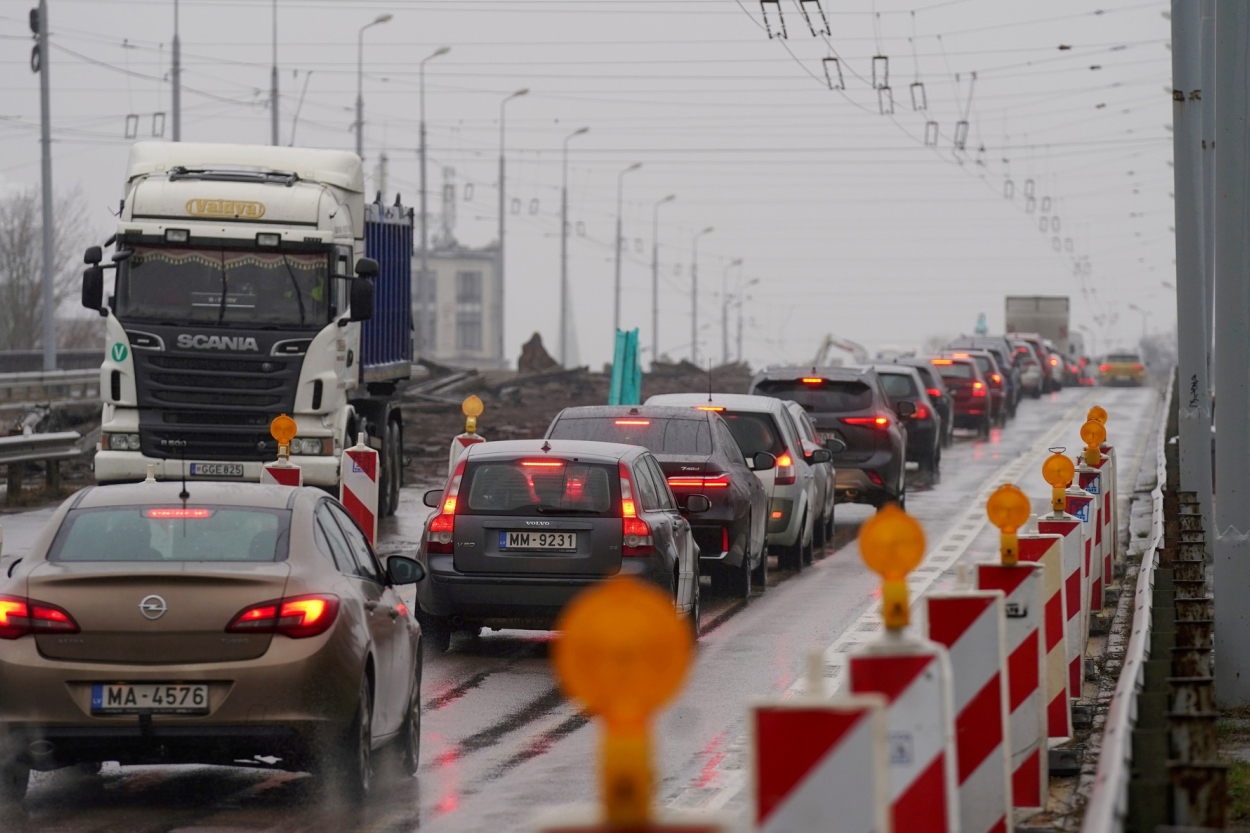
(261, 458, 302, 487)
(1037, 512, 1088, 700)
(750, 694, 890, 833)
(340, 433, 379, 546)
(925, 591, 1013, 833)
(449, 431, 485, 476)
(1093, 453, 1115, 591)
(1065, 488, 1100, 624)
(1101, 443, 1118, 573)
(1017, 534, 1072, 739)
(977, 562, 1048, 810)
(1075, 465, 1105, 610)
(848, 635, 959, 833)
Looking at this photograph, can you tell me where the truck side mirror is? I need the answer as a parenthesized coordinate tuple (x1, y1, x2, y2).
(81, 266, 104, 312)
(349, 277, 374, 323)
(83, 246, 102, 265)
(354, 257, 379, 279)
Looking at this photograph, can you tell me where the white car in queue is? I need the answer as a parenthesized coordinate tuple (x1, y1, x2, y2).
(643, 393, 832, 571)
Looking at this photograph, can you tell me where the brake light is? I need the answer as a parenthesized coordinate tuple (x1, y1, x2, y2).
(952, 353, 970, 358)
(774, 452, 796, 486)
(972, 382, 986, 397)
(522, 460, 564, 467)
(0, 595, 80, 639)
(667, 473, 730, 489)
(614, 419, 651, 426)
(1134, 363, 1143, 370)
(1050, 356, 1059, 366)
(694, 406, 724, 411)
(622, 516, 654, 556)
(840, 415, 890, 427)
(801, 378, 824, 384)
(428, 458, 466, 554)
(931, 359, 953, 365)
(913, 405, 929, 420)
(146, 508, 212, 519)
(619, 462, 638, 518)
(1099, 364, 1109, 371)
(226, 594, 340, 639)
(991, 374, 1002, 384)
(926, 388, 941, 397)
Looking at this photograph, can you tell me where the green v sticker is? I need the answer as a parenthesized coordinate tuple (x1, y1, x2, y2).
(111, 343, 128, 362)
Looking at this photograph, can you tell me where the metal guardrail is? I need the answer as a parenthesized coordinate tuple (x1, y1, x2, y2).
(1081, 375, 1173, 832)
(0, 368, 100, 405)
(0, 431, 83, 467)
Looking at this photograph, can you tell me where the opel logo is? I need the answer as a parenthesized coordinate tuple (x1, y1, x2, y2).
(139, 595, 168, 621)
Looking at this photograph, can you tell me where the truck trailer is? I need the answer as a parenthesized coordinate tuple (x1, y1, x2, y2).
(1005, 295, 1071, 354)
(81, 142, 413, 515)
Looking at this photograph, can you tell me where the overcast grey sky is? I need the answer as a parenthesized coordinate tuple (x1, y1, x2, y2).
(0, 0, 1174, 367)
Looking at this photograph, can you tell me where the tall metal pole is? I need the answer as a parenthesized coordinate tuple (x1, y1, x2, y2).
(721, 258, 741, 366)
(419, 46, 449, 356)
(736, 277, 759, 363)
(651, 194, 675, 367)
(561, 126, 589, 367)
(354, 14, 392, 161)
(1171, 0, 1215, 571)
(171, 0, 181, 141)
(1202, 0, 1217, 361)
(498, 88, 528, 367)
(270, 0, 278, 145)
(613, 162, 642, 335)
(691, 226, 713, 364)
(35, 0, 54, 371)
(1213, 0, 1250, 707)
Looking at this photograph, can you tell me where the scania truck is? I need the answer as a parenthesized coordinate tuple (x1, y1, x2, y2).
(81, 142, 413, 515)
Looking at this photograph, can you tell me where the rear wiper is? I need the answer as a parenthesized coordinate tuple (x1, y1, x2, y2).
(534, 506, 601, 515)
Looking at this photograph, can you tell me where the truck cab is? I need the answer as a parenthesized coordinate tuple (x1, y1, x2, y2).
(83, 142, 412, 514)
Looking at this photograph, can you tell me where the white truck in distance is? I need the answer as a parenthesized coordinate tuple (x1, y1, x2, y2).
(1004, 295, 1071, 354)
(81, 142, 414, 515)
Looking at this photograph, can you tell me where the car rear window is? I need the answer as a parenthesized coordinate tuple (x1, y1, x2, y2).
(911, 366, 940, 389)
(753, 380, 874, 413)
(720, 411, 785, 456)
(548, 416, 712, 455)
(49, 506, 289, 562)
(879, 373, 919, 399)
(934, 361, 974, 380)
(461, 460, 616, 516)
(1107, 353, 1140, 363)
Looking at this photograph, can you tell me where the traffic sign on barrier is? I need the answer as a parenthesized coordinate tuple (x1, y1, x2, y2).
(750, 689, 889, 833)
(1017, 533, 1072, 739)
(1037, 512, 1088, 700)
(978, 561, 1048, 810)
(340, 433, 379, 546)
(925, 590, 1013, 833)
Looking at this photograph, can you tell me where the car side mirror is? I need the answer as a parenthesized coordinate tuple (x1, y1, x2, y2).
(81, 265, 104, 312)
(896, 400, 917, 418)
(824, 438, 847, 454)
(807, 448, 833, 465)
(750, 451, 776, 472)
(423, 489, 443, 508)
(685, 494, 711, 514)
(386, 554, 426, 585)
(349, 276, 374, 323)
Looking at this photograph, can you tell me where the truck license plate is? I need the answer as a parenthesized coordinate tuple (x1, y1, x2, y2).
(189, 463, 244, 477)
(500, 531, 577, 552)
(91, 683, 210, 715)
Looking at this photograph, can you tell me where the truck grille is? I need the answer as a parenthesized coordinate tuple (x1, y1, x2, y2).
(140, 418, 279, 462)
(137, 354, 297, 411)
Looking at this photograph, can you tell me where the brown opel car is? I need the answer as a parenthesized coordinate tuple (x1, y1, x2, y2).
(0, 481, 425, 803)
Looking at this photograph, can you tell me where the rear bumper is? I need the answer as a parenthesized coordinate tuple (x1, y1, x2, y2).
(764, 486, 806, 547)
(417, 554, 672, 626)
(2, 724, 308, 770)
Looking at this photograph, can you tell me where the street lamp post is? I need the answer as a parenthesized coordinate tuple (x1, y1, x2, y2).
(560, 127, 589, 367)
(613, 162, 642, 334)
(721, 258, 742, 365)
(737, 277, 760, 363)
(651, 194, 675, 365)
(418, 45, 450, 355)
(690, 226, 714, 364)
(1127, 303, 1151, 342)
(497, 88, 529, 366)
(270, 0, 279, 145)
(355, 13, 393, 160)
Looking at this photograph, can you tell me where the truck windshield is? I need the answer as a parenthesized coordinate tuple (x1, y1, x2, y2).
(116, 246, 330, 328)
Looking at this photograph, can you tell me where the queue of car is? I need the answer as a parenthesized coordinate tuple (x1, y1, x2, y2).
(0, 330, 1104, 807)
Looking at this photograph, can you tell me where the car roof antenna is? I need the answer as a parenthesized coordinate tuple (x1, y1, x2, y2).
(177, 440, 190, 503)
(707, 360, 714, 402)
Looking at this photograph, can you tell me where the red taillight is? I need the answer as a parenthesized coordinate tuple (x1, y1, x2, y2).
(622, 516, 654, 556)
(774, 452, 796, 486)
(1134, 363, 1143, 370)
(667, 472, 730, 490)
(840, 415, 890, 427)
(1099, 364, 1109, 372)
(926, 388, 941, 398)
(226, 594, 340, 639)
(1050, 356, 1059, 365)
(146, 508, 212, 519)
(991, 374, 1002, 384)
(0, 595, 80, 639)
(866, 470, 883, 486)
(428, 458, 466, 554)
(913, 405, 929, 420)
(972, 382, 986, 397)
(619, 461, 638, 518)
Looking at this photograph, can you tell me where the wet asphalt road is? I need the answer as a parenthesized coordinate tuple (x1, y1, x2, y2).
(0, 386, 1159, 832)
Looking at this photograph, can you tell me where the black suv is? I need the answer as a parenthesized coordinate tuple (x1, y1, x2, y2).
(749, 366, 912, 510)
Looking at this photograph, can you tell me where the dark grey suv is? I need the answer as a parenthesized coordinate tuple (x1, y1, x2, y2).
(413, 440, 703, 651)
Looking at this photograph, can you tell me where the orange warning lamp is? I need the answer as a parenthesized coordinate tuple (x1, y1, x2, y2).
(270, 413, 297, 460)
(987, 484, 1031, 566)
(552, 577, 693, 826)
(1080, 419, 1106, 467)
(858, 503, 926, 631)
(1042, 450, 1076, 514)
(462, 394, 484, 434)
(1087, 405, 1107, 425)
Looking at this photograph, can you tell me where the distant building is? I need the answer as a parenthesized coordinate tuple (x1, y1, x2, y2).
(413, 243, 504, 368)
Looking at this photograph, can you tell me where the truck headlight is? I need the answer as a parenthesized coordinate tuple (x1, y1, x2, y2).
(293, 437, 332, 456)
(105, 433, 141, 451)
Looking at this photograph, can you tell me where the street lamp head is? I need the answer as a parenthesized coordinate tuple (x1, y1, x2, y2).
(574, 126, 589, 136)
(662, 194, 676, 203)
(434, 46, 451, 57)
(373, 13, 393, 24)
(701, 226, 714, 235)
(513, 88, 530, 97)
(626, 162, 643, 173)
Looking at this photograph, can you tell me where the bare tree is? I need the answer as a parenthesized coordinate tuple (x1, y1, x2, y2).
(0, 187, 91, 351)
